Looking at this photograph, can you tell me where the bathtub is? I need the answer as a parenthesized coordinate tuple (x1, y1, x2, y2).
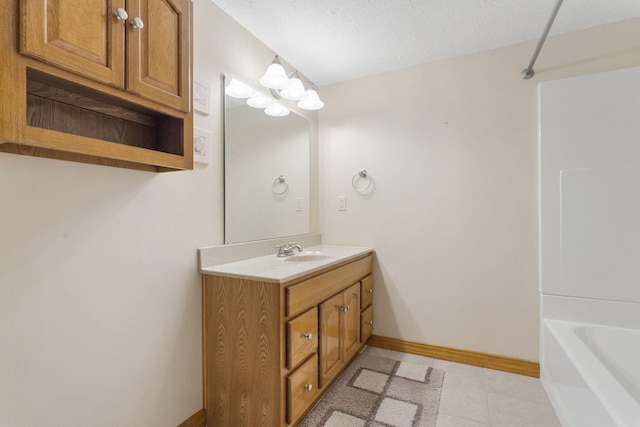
(542, 319, 640, 427)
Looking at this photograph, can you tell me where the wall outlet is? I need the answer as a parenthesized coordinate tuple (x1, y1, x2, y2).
(295, 196, 303, 212)
(338, 195, 347, 211)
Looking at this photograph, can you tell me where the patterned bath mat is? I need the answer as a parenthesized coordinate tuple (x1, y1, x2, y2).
(299, 351, 444, 427)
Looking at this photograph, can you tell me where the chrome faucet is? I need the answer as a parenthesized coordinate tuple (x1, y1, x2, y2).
(275, 242, 303, 257)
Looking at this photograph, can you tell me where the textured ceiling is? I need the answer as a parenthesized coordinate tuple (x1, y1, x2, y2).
(210, 0, 640, 86)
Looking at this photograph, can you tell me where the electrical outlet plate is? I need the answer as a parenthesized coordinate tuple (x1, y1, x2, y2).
(338, 195, 346, 211)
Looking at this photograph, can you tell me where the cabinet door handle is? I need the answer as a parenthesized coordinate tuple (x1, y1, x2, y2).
(131, 17, 144, 29)
(341, 305, 351, 312)
(304, 384, 313, 392)
(303, 333, 313, 341)
(367, 289, 373, 294)
(114, 8, 129, 21)
(367, 320, 373, 326)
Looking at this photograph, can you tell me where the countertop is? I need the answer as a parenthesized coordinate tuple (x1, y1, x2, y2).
(200, 244, 373, 283)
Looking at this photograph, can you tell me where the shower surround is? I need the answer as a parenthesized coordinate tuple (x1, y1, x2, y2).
(539, 66, 640, 426)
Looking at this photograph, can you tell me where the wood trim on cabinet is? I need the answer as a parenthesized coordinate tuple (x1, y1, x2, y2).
(23, 127, 186, 168)
(177, 409, 206, 427)
(367, 335, 540, 378)
(286, 255, 372, 318)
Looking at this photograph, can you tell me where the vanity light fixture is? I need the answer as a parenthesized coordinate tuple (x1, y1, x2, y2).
(259, 55, 325, 110)
(259, 56, 291, 90)
(280, 72, 307, 101)
(297, 85, 324, 110)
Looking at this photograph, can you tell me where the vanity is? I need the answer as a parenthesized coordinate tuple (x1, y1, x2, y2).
(199, 242, 374, 426)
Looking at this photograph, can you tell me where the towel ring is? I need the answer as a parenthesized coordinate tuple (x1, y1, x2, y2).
(352, 169, 372, 192)
(272, 175, 289, 196)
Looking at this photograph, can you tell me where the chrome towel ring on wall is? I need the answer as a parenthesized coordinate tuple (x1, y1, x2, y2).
(352, 169, 372, 193)
(272, 175, 289, 196)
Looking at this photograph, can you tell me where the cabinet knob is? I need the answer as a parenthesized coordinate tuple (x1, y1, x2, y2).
(367, 289, 373, 294)
(367, 320, 373, 326)
(114, 8, 129, 21)
(304, 384, 313, 392)
(131, 17, 144, 29)
(303, 333, 313, 341)
(341, 305, 351, 312)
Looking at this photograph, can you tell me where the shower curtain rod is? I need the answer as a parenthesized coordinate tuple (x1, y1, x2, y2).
(521, 0, 564, 79)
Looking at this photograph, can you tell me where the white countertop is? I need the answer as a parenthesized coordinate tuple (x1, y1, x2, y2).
(200, 244, 373, 283)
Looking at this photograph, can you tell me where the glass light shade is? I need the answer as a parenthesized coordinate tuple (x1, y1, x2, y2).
(247, 93, 273, 109)
(264, 103, 290, 117)
(225, 78, 254, 98)
(259, 63, 291, 89)
(297, 89, 324, 110)
(280, 77, 308, 100)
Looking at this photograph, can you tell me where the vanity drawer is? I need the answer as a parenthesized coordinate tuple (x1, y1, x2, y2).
(361, 305, 374, 342)
(287, 307, 318, 370)
(287, 354, 319, 424)
(361, 274, 374, 308)
(286, 255, 372, 317)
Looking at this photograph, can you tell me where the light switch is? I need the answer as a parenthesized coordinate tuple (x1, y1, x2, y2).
(338, 195, 346, 211)
(295, 197, 303, 212)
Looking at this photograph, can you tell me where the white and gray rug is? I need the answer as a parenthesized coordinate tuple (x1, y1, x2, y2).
(299, 351, 444, 427)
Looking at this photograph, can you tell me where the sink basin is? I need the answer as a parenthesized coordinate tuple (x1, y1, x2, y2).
(284, 252, 332, 262)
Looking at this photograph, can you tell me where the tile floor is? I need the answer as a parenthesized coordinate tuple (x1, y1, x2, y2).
(363, 346, 561, 427)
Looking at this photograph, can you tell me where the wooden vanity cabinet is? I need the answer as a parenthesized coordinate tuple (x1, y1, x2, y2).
(360, 275, 374, 341)
(0, 0, 193, 172)
(319, 282, 360, 387)
(202, 254, 373, 427)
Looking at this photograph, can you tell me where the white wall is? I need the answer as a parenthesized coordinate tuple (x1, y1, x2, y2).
(319, 18, 640, 361)
(0, 1, 318, 426)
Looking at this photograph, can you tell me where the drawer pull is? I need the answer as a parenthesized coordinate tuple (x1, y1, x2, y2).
(304, 384, 313, 392)
(303, 333, 313, 341)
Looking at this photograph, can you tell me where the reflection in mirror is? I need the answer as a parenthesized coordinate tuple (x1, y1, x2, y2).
(224, 75, 311, 244)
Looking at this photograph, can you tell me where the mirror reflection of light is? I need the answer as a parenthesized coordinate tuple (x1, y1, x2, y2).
(225, 78, 254, 98)
(247, 93, 274, 109)
(265, 103, 290, 117)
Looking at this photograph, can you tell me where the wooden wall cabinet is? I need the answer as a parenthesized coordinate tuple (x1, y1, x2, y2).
(203, 254, 374, 426)
(0, 0, 193, 172)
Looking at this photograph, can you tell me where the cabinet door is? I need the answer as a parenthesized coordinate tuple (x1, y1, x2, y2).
(343, 283, 361, 361)
(20, 0, 126, 88)
(126, 0, 191, 111)
(319, 292, 342, 387)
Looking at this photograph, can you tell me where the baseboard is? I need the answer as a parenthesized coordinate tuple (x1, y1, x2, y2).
(177, 409, 206, 427)
(367, 335, 540, 378)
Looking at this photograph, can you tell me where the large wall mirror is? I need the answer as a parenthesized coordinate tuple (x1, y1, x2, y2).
(224, 75, 311, 244)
